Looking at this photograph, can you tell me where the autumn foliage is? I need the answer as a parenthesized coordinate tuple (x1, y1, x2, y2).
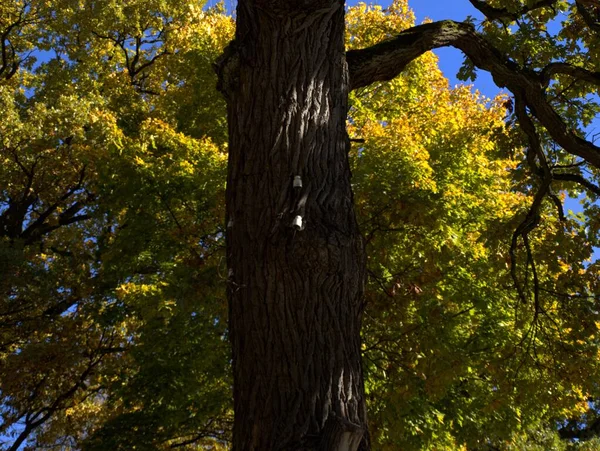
(1, 1, 599, 450)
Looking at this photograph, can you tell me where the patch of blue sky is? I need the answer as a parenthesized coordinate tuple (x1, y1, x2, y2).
(352, 0, 600, 261)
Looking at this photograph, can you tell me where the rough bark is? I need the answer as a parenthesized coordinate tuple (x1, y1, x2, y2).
(216, 3, 600, 448)
(216, 1, 368, 449)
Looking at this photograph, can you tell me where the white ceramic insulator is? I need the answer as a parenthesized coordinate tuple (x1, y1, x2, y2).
(293, 175, 303, 189)
(292, 215, 303, 230)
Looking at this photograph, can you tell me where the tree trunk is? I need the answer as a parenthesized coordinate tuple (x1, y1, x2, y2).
(216, 1, 368, 449)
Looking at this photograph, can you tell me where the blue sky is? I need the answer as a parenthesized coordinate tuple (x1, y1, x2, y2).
(205, 0, 501, 95)
(3, 2, 597, 448)
(348, 0, 499, 96)
(197, 0, 599, 260)
(345, 1, 598, 251)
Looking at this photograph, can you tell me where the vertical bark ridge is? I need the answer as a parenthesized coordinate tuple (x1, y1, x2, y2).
(221, 1, 368, 449)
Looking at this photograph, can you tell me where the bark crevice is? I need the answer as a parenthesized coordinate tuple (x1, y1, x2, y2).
(218, 1, 368, 449)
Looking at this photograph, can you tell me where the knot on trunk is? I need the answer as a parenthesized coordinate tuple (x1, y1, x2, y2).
(214, 39, 240, 100)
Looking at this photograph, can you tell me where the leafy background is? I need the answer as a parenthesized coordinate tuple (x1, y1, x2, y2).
(1, 1, 599, 450)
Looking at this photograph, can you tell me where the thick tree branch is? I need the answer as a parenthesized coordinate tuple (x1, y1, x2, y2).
(0, 3, 27, 80)
(1, 25, 19, 80)
(541, 62, 600, 87)
(514, 91, 550, 178)
(575, 0, 600, 34)
(346, 20, 600, 169)
(468, 0, 559, 21)
(347, 21, 471, 91)
(552, 172, 600, 196)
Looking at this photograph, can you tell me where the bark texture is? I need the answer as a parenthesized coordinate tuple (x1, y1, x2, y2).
(217, 1, 368, 449)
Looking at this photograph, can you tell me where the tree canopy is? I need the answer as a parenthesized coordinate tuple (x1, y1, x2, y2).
(0, 0, 599, 449)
